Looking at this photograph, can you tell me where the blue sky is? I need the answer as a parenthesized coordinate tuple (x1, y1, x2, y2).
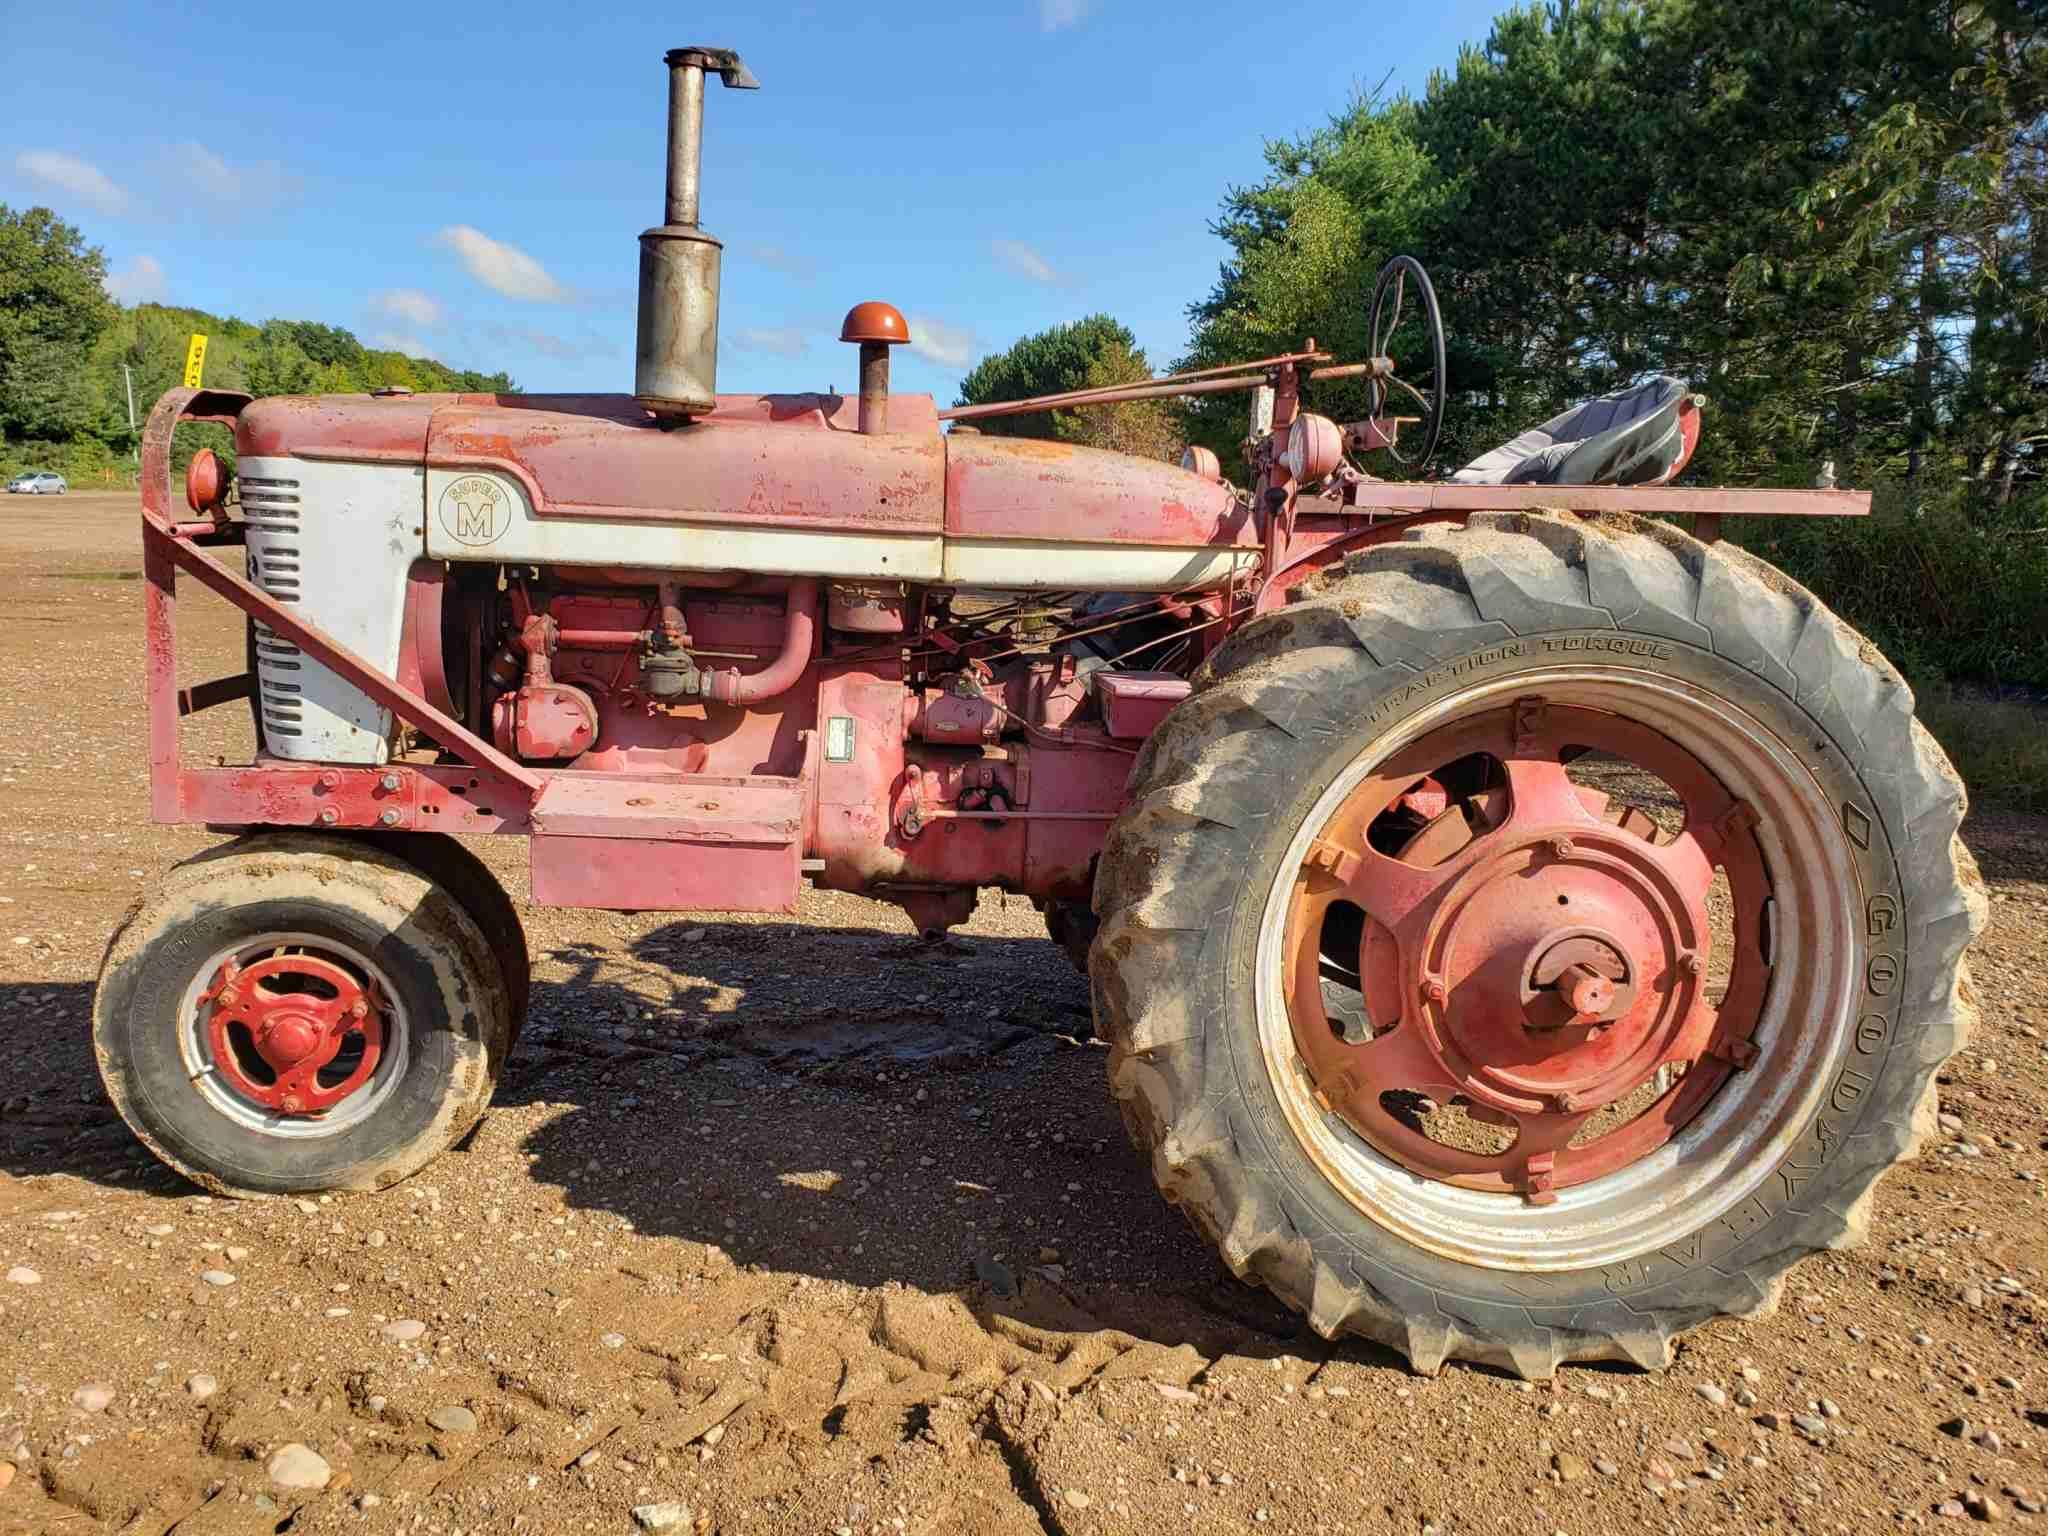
(6, 0, 1503, 400)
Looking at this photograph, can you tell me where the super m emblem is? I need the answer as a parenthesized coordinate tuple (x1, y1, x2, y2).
(438, 475, 507, 547)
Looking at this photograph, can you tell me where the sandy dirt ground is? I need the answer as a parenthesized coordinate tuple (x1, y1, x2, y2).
(0, 491, 2045, 1536)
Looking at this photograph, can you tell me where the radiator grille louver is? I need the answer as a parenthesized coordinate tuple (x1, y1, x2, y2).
(242, 478, 306, 738)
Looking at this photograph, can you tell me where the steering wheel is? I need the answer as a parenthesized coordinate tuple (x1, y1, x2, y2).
(1366, 254, 1447, 467)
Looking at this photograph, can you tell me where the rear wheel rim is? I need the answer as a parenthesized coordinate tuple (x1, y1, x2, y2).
(178, 932, 410, 1138)
(1255, 667, 1858, 1273)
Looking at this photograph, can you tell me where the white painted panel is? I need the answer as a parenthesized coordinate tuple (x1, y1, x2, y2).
(942, 539, 1253, 591)
(241, 456, 422, 764)
(424, 468, 942, 581)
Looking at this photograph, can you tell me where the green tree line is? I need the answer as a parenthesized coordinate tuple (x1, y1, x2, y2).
(0, 206, 512, 487)
(964, 0, 2046, 694)
(1179, 0, 2044, 497)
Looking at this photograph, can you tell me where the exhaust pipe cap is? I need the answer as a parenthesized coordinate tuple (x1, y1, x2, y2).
(840, 302, 910, 346)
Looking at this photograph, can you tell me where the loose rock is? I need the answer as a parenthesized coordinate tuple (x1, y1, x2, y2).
(266, 1443, 331, 1490)
(427, 1405, 477, 1433)
(632, 1504, 690, 1532)
(1965, 1490, 2003, 1522)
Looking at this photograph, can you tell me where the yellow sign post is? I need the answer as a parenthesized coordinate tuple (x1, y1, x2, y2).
(182, 333, 209, 390)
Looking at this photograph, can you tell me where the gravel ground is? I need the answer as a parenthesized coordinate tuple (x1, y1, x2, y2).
(1, 493, 2046, 1535)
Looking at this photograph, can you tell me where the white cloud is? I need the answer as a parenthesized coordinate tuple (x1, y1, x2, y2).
(370, 289, 444, 328)
(747, 243, 815, 279)
(369, 331, 436, 359)
(433, 226, 571, 303)
(731, 325, 811, 359)
(160, 141, 298, 212)
(1040, 0, 1091, 31)
(15, 150, 129, 216)
(991, 238, 1063, 285)
(907, 314, 980, 369)
(105, 253, 166, 305)
(482, 323, 608, 361)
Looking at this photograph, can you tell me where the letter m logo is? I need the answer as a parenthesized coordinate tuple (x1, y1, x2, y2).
(455, 498, 494, 541)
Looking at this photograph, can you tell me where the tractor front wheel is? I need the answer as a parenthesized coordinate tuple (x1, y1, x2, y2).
(1092, 511, 1984, 1376)
(94, 833, 509, 1196)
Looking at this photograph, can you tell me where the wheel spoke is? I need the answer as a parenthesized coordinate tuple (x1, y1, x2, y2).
(1376, 271, 1406, 355)
(1501, 755, 1605, 833)
(1389, 374, 1434, 410)
(1647, 825, 1718, 909)
(1304, 840, 1466, 935)
(1347, 1021, 1458, 1094)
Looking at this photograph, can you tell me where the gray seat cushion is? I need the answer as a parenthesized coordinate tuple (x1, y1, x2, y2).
(1450, 376, 1692, 487)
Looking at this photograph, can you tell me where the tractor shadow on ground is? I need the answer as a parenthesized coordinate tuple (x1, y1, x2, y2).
(503, 916, 1433, 1370)
(0, 980, 180, 1192)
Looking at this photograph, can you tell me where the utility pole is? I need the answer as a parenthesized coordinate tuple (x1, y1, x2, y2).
(122, 365, 138, 470)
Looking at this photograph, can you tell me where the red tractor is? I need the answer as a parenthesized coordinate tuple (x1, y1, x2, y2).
(99, 47, 1983, 1378)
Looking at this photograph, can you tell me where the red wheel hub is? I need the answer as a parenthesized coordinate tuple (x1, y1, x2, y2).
(201, 952, 385, 1115)
(1284, 700, 1771, 1203)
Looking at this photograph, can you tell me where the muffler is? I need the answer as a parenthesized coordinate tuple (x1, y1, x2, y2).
(634, 46, 758, 420)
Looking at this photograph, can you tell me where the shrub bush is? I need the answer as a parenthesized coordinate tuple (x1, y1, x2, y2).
(1734, 478, 2048, 690)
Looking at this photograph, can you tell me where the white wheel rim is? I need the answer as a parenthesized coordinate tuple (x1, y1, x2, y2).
(177, 931, 412, 1140)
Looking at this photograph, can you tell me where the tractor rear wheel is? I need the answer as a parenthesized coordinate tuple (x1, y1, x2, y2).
(94, 833, 509, 1196)
(1092, 511, 1984, 1376)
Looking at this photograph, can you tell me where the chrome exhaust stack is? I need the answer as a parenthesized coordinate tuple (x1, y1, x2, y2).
(635, 46, 758, 421)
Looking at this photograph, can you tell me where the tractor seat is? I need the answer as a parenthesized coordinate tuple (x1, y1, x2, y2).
(1449, 375, 1698, 487)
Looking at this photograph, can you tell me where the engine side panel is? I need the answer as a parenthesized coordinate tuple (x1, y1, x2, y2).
(240, 455, 422, 763)
(424, 463, 941, 579)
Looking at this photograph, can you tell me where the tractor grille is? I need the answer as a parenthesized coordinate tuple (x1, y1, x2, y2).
(242, 476, 306, 739)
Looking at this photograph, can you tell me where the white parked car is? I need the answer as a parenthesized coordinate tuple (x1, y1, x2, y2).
(5, 471, 66, 495)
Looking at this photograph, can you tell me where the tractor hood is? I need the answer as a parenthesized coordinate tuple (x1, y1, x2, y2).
(236, 391, 1253, 589)
(238, 391, 945, 539)
(942, 433, 1252, 549)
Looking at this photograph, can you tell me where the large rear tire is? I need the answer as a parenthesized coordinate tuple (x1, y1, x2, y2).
(94, 833, 509, 1196)
(1092, 511, 1984, 1376)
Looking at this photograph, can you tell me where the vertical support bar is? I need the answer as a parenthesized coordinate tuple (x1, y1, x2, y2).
(143, 522, 182, 824)
(1694, 512, 1724, 544)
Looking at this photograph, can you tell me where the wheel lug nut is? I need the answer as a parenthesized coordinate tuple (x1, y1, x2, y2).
(1420, 978, 1447, 1005)
(1681, 951, 1705, 975)
(1550, 837, 1575, 859)
(281, 1094, 304, 1114)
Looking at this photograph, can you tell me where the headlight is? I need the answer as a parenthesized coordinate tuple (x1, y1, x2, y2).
(1281, 413, 1342, 482)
